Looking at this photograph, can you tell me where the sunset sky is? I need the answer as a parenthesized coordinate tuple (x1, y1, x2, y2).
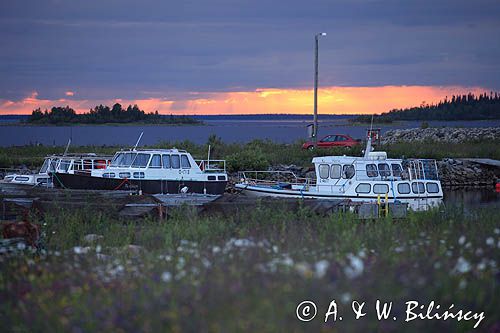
(1, 0, 499, 115)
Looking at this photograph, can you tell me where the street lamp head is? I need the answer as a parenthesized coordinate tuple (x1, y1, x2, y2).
(320, 32, 327, 36)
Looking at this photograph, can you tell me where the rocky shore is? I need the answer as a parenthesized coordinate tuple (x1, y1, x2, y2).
(381, 127, 500, 144)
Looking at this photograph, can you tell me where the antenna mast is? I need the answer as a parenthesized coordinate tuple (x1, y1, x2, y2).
(133, 132, 144, 151)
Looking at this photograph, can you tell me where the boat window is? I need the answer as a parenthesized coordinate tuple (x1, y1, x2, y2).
(48, 159, 59, 172)
(208, 176, 217, 180)
(131, 153, 150, 168)
(58, 160, 71, 172)
(397, 183, 411, 194)
(343, 165, 355, 179)
(162, 155, 171, 168)
(319, 164, 329, 179)
(366, 164, 378, 177)
(330, 164, 341, 179)
(133, 172, 145, 179)
(171, 155, 181, 169)
(14, 176, 30, 182)
(40, 159, 50, 173)
(378, 163, 391, 177)
(37, 178, 50, 184)
(103, 173, 115, 178)
(218, 175, 226, 181)
(119, 172, 131, 178)
(149, 154, 162, 168)
(111, 153, 123, 166)
(426, 182, 439, 193)
(412, 182, 425, 194)
(83, 160, 93, 170)
(391, 164, 402, 178)
(181, 155, 191, 168)
(355, 183, 371, 194)
(117, 153, 137, 167)
(373, 184, 389, 194)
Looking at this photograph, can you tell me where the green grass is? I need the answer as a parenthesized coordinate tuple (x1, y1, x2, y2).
(0, 204, 499, 332)
(1, 138, 498, 171)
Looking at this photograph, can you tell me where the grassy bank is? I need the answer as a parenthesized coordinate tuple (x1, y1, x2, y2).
(0, 205, 499, 331)
(1, 137, 499, 171)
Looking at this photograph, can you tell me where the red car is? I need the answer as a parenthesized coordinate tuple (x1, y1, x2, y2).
(302, 134, 360, 150)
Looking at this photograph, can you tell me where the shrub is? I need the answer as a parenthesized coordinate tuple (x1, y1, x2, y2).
(226, 147, 269, 172)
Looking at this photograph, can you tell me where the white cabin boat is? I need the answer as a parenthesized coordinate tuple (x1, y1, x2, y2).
(54, 149, 228, 195)
(235, 140, 443, 211)
(1, 154, 113, 188)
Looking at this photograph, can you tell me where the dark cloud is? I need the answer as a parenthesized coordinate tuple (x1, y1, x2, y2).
(1, 0, 499, 101)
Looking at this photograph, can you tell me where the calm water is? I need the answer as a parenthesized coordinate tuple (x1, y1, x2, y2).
(1, 118, 499, 147)
(443, 188, 500, 208)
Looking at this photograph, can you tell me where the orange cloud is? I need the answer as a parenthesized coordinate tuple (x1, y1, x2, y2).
(0, 85, 489, 115)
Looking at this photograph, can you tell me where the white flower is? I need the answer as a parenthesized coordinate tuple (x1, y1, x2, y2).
(340, 292, 351, 304)
(212, 246, 221, 254)
(314, 260, 329, 279)
(344, 254, 364, 279)
(494, 228, 500, 235)
(454, 257, 471, 274)
(95, 245, 102, 253)
(458, 236, 466, 245)
(486, 237, 494, 246)
(161, 271, 172, 282)
(17, 242, 26, 251)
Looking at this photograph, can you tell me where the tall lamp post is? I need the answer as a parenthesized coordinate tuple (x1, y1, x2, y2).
(313, 32, 327, 148)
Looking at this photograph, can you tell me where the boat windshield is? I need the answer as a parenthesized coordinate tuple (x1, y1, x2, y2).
(58, 160, 72, 172)
(131, 153, 150, 168)
(111, 152, 137, 167)
(39, 159, 51, 173)
(48, 159, 60, 172)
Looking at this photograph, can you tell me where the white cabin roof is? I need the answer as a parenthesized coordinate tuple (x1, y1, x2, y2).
(312, 152, 403, 165)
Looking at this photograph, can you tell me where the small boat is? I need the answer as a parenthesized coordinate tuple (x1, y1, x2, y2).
(53, 148, 228, 195)
(1, 153, 113, 188)
(235, 137, 443, 211)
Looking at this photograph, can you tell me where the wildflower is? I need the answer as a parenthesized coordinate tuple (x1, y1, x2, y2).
(95, 245, 102, 253)
(161, 271, 172, 282)
(212, 246, 221, 254)
(295, 262, 313, 278)
(458, 236, 466, 245)
(344, 254, 364, 279)
(459, 279, 467, 289)
(340, 292, 351, 304)
(454, 257, 471, 274)
(485, 237, 494, 246)
(314, 260, 329, 279)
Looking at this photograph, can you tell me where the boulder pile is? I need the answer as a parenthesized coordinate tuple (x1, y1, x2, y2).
(382, 127, 500, 144)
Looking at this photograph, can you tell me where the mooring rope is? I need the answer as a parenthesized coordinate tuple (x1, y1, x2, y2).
(50, 172, 67, 189)
(113, 178, 129, 191)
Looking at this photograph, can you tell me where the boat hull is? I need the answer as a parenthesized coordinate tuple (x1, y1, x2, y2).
(235, 184, 442, 211)
(54, 173, 227, 195)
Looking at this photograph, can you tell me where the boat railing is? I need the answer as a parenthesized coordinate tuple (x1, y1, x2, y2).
(196, 159, 226, 173)
(63, 158, 111, 172)
(239, 170, 314, 187)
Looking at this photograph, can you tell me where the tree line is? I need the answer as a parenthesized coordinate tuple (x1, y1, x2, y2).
(27, 104, 201, 125)
(353, 92, 500, 123)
